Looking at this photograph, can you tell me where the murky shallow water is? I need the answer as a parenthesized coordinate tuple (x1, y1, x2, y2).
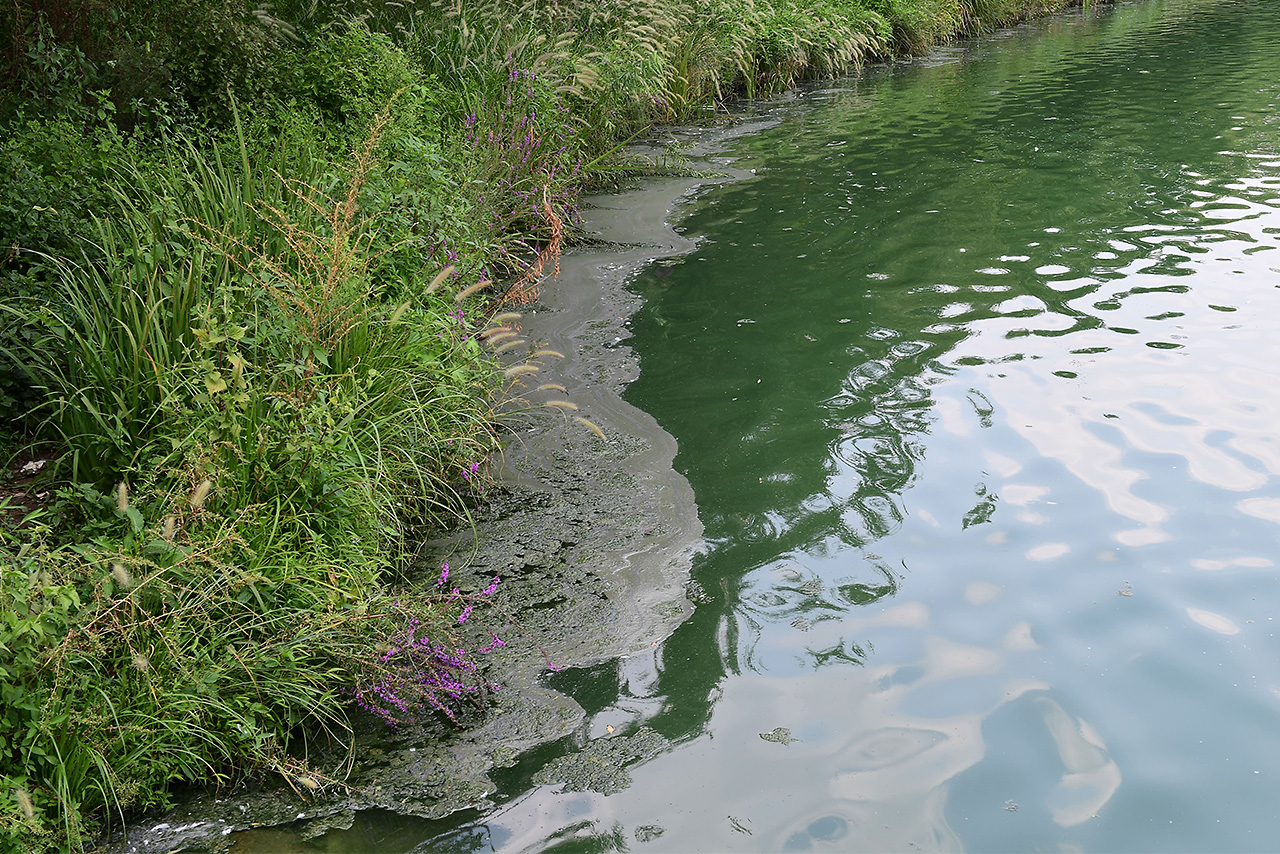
(286, 0, 1280, 850)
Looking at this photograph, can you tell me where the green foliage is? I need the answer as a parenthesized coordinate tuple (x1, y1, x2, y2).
(1, 108, 504, 850)
(4, 106, 497, 524)
(0, 100, 134, 272)
(3, 141, 253, 485)
(1, 0, 294, 123)
(0, 540, 83, 849)
(1, 513, 362, 850)
(269, 20, 425, 147)
(860, 0, 961, 53)
(1, 491, 513, 851)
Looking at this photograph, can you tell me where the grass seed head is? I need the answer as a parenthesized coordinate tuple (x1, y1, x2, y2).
(492, 338, 528, 354)
(574, 416, 607, 441)
(111, 562, 133, 590)
(15, 788, 34, 820)
(426, 265, 455, 294)
(191, 478, 214, 510)
(454, 279, 491, 302)
(481, 329, 518, 345)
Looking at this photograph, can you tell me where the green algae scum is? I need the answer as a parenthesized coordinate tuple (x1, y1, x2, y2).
(276, 0, 1280, 850)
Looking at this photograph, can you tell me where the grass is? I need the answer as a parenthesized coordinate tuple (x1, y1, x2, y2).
(1, 106, 506, 850)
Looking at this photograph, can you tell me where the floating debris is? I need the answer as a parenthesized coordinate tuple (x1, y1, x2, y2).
(759, 727, 796, 745)
(531, 727, 669, 795)
(635, 825, 665, 843)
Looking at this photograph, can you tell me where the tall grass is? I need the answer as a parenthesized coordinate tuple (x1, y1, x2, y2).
(412, 0, 888, 129)
(1, 105, 505, 850)
(2, 138, 282, 486)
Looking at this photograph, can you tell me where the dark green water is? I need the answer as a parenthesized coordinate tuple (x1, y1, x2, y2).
(295, 0, 1280, 850)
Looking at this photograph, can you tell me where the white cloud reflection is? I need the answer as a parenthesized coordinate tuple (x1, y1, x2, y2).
(450, 596, 1120, 853)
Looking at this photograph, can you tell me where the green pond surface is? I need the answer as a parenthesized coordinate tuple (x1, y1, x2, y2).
(303, 0, 1280, 849)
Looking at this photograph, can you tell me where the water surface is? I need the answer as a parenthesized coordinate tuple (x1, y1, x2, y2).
(311, 0, 1280, 850)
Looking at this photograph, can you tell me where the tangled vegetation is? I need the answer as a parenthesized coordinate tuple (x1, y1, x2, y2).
(0, 0, 1077, 849)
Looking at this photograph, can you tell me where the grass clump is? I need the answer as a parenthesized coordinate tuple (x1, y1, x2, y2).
(0, 107, 508, 850)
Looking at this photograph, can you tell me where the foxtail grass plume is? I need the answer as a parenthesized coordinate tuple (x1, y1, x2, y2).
(111, 562, 133, 590)
(504, 364, 539, 379)
(492, 338, 528, 354)
(228, 353, 246, 385)
(15, 788, 34, 820)
(163, 515, 176, 540)
(425, 265, 455, 294)
(574, 416, 607, 441)
(116, 481, 129, 514)
(453, 279, 491, 303)
(543, 400, 579, 411)
(191, 478, 214, 510)
(481, 329, 518, 346)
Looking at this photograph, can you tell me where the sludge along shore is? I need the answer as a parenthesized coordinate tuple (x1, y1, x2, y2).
(104, 119, 778, 853)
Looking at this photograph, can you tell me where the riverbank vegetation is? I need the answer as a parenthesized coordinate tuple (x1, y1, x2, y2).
(1, 0, 1078, 848)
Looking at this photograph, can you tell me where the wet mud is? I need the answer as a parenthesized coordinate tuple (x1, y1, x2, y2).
(102, 118, 772, 854)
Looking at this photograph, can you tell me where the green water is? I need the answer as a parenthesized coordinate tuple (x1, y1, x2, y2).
(307, 0, 1280, 850)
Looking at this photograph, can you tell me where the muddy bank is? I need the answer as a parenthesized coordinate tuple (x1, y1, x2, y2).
(102, 117, 772, 854)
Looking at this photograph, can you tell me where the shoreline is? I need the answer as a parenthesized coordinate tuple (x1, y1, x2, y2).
(104, 116, 774, 853)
